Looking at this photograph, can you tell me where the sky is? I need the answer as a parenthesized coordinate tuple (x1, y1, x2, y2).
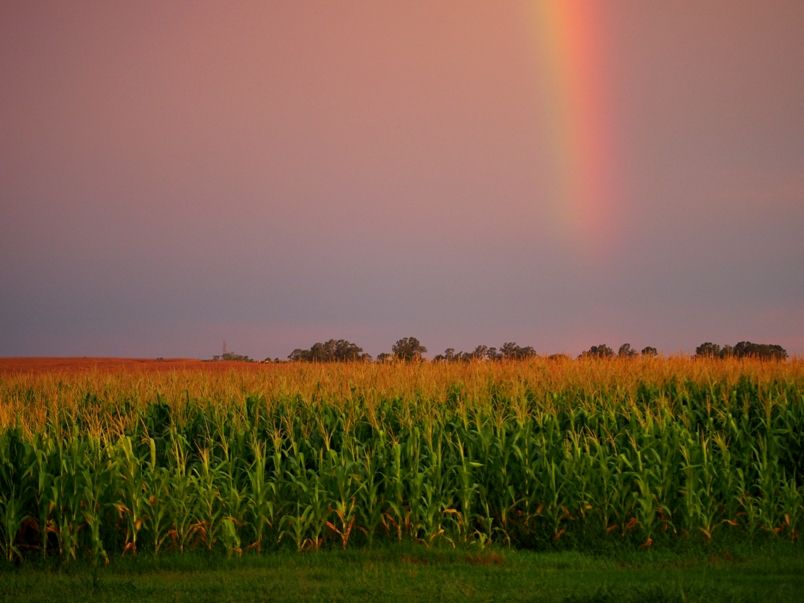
(1, 0, 803, 359)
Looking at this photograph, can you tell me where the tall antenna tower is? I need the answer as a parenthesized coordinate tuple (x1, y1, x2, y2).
(223, 339, 228, 356)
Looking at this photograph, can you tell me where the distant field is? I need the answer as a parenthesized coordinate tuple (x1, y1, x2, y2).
(0, 357, 255, 374)
(0, 357, 801, 599)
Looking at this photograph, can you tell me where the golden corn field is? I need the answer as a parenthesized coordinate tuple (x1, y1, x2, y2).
(0, 357, 801, 564)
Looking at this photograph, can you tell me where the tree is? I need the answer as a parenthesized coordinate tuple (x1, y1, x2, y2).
(392, 337, 427, 362)
(500, 342, 537, 360)
(695, 342, 721, 358)
(579, 344, 614, 359)
(641, 346, 658, 357)
(470, 345, 489, 360)
(433, 348, 456, 362)
(618, 343, 637, 358)
(500, 342, 519, 360)
(213, 351, 253, 362)
(696, 341, 787, 360)
(287, 339, 369, 362)
(732, 341, 787, 360)
(288, 348, 310, 362)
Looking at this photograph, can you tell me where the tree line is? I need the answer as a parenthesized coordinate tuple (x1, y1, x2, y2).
(221, 338, 788, 363)
(576, 343, 658, 359)
(288, 339, 371, 362)
(694, 341, 788, 360)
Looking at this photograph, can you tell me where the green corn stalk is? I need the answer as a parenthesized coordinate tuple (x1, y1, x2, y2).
(0, 487, 23, 562)
(193, 447, 223, 551)
(356, 443, 384, 546)
(245, 437, 276, 552)
(113, 435, 146, 555)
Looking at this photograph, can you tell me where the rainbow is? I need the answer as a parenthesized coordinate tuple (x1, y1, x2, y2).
(531, 0, 616, 253)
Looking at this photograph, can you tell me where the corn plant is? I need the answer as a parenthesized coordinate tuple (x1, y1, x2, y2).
(0, 357, 800, 563)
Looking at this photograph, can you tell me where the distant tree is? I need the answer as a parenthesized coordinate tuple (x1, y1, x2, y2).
(376, 352, 392, 363)
(392, 337, 427, 362)
(433, 348, 455, 362)
(470, 345, 489, 361)
(331, 339, 369, 361)
(548, 353, 570, 361)
(618, 343, 637, 358)
(500, 342, 537, 360)
(695, 341, 786, 360)
(579, 344, 614, 359)
(486, 347, 501, 361)
(695, 342, 722, 358)
(213, 351, 254, 362)
(287, 339, 369, 362)
(640, 346, 658, 357)
(288, 348, 310, 362)
(500, 342, 519, 360)
(733, 341, 787, 360)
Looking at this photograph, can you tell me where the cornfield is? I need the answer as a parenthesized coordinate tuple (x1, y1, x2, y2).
(0, 357, 801, 563)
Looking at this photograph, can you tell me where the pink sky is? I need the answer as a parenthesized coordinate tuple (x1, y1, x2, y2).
(1, 1, 802, 358)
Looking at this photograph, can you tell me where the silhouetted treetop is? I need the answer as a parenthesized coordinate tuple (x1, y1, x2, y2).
(695, 341, 787, 360)
(212, 352, 253, 362)
(433, 343, 536, 362)
(695, 342, 721, 358)
(392, 337, 427, 362)
(500, 342, 537, 360)
(579, 344, 614, 359)
(288, 339, 370, 362)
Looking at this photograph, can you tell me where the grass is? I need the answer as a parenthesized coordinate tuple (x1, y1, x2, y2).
(1, 542, 802, 602)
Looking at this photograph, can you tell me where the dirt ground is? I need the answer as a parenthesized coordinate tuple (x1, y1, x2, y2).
(0, 357, 267, 374)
